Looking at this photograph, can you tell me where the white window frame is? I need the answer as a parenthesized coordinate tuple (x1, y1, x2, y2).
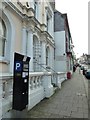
(46, 8, 52, 35)
(0, 18, 7, 60)
(0, 17, 10, 64)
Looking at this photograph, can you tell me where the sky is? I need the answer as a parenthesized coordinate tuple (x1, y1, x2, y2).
(55, 0, 88, 58)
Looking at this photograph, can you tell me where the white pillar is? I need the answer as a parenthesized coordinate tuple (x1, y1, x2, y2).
(42, 75, 54, 98)
(22, 25, 27, 55)
(37, 2, 41, 23)
(51, 14, 54, 38)
(27, 29, 33, 72)
(30, 0, 34, 9)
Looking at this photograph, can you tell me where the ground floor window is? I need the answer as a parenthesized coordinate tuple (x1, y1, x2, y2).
(0, 18, 6, 57)
(46, 47, 50, 66)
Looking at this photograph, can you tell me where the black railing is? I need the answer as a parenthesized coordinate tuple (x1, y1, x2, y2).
(34, 59, 58, 86)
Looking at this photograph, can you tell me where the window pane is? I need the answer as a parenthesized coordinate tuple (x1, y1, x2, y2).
(46, 48, 49, 65)
(0, 18, 6, 57)
(0, 19, 2, 36)
(0, 18, 6, 37)
(0, 37, 5, 56)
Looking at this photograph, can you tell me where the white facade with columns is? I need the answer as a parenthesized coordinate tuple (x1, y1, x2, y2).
(27, 29, 34, 72)
(0, 0, 68, 118)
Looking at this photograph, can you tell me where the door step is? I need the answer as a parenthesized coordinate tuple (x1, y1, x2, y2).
(53, 87, 58, 93)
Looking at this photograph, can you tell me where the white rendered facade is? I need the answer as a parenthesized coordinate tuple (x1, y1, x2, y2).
(54, 11, 73, 74)
(54, 31, 67, 72)
(0, 0, 67, 118)
(0, 0, 55, 73)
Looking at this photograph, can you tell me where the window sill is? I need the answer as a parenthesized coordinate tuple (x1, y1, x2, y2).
(0, 58, 10, 64)
(0, 73, 13, 80)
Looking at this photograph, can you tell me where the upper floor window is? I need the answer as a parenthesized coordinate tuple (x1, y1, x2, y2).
(46, 47, 49, 66)
(46, 7, 52, 35)
(47, 15, 50, 32)
(26, 2, 29, 7)
(0, 18, 6, 57)
(34, 1, 38, 19)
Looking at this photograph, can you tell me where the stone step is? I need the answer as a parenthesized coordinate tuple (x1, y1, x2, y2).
(53, 86, 58, 93)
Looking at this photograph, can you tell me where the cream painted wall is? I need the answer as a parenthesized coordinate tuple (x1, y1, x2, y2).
(8, 11, 22, 53)
(0, 1, 55, 74)
(0, 63, 9, 73)
(0, 6, 23, 73)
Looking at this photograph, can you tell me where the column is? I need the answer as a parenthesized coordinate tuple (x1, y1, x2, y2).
(37, 1, 41, 22)
(22, 24, 27, 55)
(51, 14, 54, 38)
(30, 0, 34, 9)
(27, 29, 33, 72)
(42, 75, 54, 98)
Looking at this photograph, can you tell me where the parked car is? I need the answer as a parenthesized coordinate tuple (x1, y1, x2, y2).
(83, 67, 87, 75)
(85, 69, 90, 79)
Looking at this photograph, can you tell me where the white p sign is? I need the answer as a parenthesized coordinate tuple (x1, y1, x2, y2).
(15, 61, 22, 71)
(16, 63, 20, 70)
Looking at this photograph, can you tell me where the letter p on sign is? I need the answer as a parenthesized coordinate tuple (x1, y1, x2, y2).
(15, 61, 22, 72)
(16, 63, 20, 70)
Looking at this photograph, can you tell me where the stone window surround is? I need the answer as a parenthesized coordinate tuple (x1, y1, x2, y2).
(0, 18, 6, 58)
(0, 18, 10, 64)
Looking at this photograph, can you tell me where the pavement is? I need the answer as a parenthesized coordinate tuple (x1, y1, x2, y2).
(2, 67, 88, 119)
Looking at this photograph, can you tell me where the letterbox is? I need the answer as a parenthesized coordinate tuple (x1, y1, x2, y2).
(12, 52, 30, 111)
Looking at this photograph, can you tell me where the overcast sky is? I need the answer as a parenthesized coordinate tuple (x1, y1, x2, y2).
(55, 0, 88, 58)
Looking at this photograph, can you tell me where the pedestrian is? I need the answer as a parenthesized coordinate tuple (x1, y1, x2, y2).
(73, 65, 76, 72)
(79, 67, 81, 74)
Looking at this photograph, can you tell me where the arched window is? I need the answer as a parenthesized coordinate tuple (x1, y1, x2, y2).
(33, 35, 41, 72)
(0, 18, 6, 56)
(46, 47, 49, 66)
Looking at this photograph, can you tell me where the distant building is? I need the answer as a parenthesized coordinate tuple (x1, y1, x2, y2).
(54, 10, 74, 73)
(86, 55, 90, 69)
(87, 55, 90, 65)
(78, 54, 90, 68)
